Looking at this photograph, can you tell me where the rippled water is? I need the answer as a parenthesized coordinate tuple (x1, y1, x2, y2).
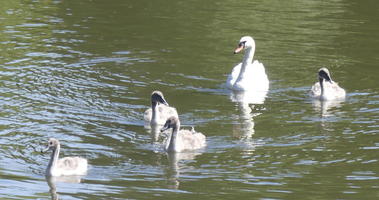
(0, 0, 378, 199)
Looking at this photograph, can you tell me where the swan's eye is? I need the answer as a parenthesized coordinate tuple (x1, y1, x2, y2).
(239, 41, 246, 47)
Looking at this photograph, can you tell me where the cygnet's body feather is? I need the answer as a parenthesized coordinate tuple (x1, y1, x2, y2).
(144, 105, 178, 125)
(53, 157, 88, 176)
(165, 129, 206, 152)
(310, 81, 345, 100)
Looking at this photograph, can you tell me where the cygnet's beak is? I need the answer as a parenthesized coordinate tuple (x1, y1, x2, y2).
(41, 146, 50, 153)
(234, 45, 244, 54)
(161, 99, 169, 106)
(160, 126, 169, 132)
(158, 96, 169, 106)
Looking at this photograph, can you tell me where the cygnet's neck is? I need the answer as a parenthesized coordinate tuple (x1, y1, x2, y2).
(167, 124, 180, 152)
(237, 47, 255, 81)
(47, 145, 60, 175)
(319, 78, 325, 97)
(151, 101, 159, 125)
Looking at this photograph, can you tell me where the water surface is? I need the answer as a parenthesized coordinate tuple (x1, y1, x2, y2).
(0, 0, 378, 199)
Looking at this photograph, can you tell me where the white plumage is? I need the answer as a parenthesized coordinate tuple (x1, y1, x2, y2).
(226, 36, 269, 92)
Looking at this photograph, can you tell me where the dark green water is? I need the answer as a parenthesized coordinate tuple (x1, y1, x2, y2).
(0, 0, 378, 199)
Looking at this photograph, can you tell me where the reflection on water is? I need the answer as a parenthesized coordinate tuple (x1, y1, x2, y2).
(46, 175, 85, 200)
(312, 99, 345, 117)
(165, 152, 202, 190)
(230, 90, 267, 151)
(230, 90, 267, 139)
(46, 177, 59, 200)
(145, 124, 163, 143)
(232, 103, 256, 140)
(229, 90, 267, 105)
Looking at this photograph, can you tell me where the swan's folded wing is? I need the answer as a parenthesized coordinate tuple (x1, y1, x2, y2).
(226, 63, 242, 88)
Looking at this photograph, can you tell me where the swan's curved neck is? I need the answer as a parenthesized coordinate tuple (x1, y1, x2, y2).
(167, 124, 180, 152)
(243, 47, 255, 64)
(237, 47, 255, 81)
(47, 145, 60, 175)
(151, 101, 159, 124)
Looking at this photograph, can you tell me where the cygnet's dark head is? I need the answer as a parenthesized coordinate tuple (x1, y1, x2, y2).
(42, 138, 60, 152)
(318, 67, 332, 82)
(151, 91, 169, 106)
(161, 116, 180, 132)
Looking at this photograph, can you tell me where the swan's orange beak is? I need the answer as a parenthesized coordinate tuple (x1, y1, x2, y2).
(234, 45, 244, 54)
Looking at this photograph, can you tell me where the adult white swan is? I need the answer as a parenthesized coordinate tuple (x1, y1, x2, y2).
(226, 36, 269, 92)
(161, 116, 206, 153)
(42, 138, 88, 177)
(310, 67, 346, 100)
(144, 91, 179, 126)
